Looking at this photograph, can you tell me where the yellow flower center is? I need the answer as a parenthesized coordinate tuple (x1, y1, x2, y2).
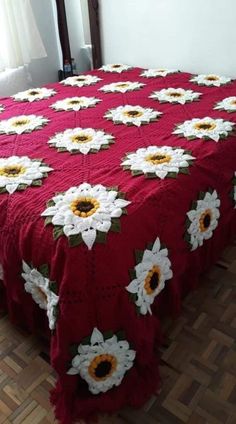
(230, 99, 236, 106)
(68, 99, 82, 105)
(70, 197, 100, 217)
(29, 90, 39, 96)
(145, 153, 171, 165)
(71, 134, 93, 144)
(206, 75, 219, 81)
(76, 77, 86, 81)
(144, 265, 161, 295)
(123, 110, 143, 118)
(199, 209, 212, 232)
(194, 122, 216, 131)
(0, 165, 26, 178)
(168, 91, 182, 98)
(112, 65, 121, 69)
(88, 354, 118, 381)
(12, 118, 30, 127)
(116, 83, 129, 88)
(157, 69, 166, 72)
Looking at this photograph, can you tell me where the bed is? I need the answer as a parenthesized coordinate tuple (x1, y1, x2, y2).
(0, 65, 236, 424)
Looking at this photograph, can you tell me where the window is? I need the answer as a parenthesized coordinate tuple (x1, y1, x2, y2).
(0, 0, 46, 71)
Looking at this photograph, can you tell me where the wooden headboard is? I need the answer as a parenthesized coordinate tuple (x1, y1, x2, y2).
(56, 0, 102, 70)
(87, 0, 102, 68)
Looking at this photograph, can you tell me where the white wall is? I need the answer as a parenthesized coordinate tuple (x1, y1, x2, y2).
(100, 0, 236, 77)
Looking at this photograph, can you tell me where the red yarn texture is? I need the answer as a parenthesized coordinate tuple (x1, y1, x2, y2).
(0, 67, 236, 424)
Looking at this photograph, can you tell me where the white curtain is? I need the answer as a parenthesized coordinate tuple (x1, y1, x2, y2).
(0, 0, 47, 71)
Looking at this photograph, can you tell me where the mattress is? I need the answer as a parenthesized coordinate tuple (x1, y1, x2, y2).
(0, 65, 236, 424)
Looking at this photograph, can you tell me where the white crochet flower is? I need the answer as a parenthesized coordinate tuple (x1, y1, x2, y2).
(48, 127, 114, 155)
(173, 117, 234, 142)
(185, 190, 220, 251)
(105, 105, 162, 127)
(51, 97, 101, 112)
(0, 156, 53, 194)
(99, 64, 132, 73)
(61, 75, 102, 87)
(100, 81, 144, 93)
(122, 146, 195, 179)
(0, 115, 48, 135)
(42, 183, 131, 249)
(190, 74, 231, 87)
(140, 68, 178, 78)
(150, 88, 201, 104)
(22, 261, 59, 330)
(214, 97, 236, 113)
(67, 328, 136, 394)
(126, 237, 173, 315)
(12, 87, 56, 102)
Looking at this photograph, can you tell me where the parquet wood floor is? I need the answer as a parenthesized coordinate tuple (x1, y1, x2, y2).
(0, 243, 235, 424)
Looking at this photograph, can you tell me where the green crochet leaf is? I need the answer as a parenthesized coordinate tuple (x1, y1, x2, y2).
(129, 269, 136, 280)
(96, 231, 107, 244)
(160, 243, 167, 251)
(132, 169, 144, 176)
(108, 186, 119, 192)
(184, 232, 191, 243)
(70, 344, 79, 357)
(47, 199, 55, 207)
(146, 172, 157, 179)
(53, 226, 64, 240)
(129, 293, 138, 302)
(39, 264, 49, 278)
(180, 167, 189, 175)
(49, 281, 58, 294)
(18, 184, 28, 190)
(69, 234, 82, 247)
(166, 172, 177, 178)
(191, 200, 198, 210)
(32, 179, 42, 187)
(185, 217, 192, 228)
(81, 336, 91, 346)
(103, 330, 114, 340)
(110, 218, 121, 233)
(116, 330, 126, 341)
(117, 191, 125, 199)
(135, 249, 144, 264)
(53, 305, 59, 319)
(44, 216, 53, 226)
(198, 191, 206, 200)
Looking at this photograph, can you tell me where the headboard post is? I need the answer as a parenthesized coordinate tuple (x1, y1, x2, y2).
(55, 0, 72, 65)
(88, 0, 102, 69)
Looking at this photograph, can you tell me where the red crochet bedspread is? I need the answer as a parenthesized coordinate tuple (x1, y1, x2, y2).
(0, 66, 236, 424)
